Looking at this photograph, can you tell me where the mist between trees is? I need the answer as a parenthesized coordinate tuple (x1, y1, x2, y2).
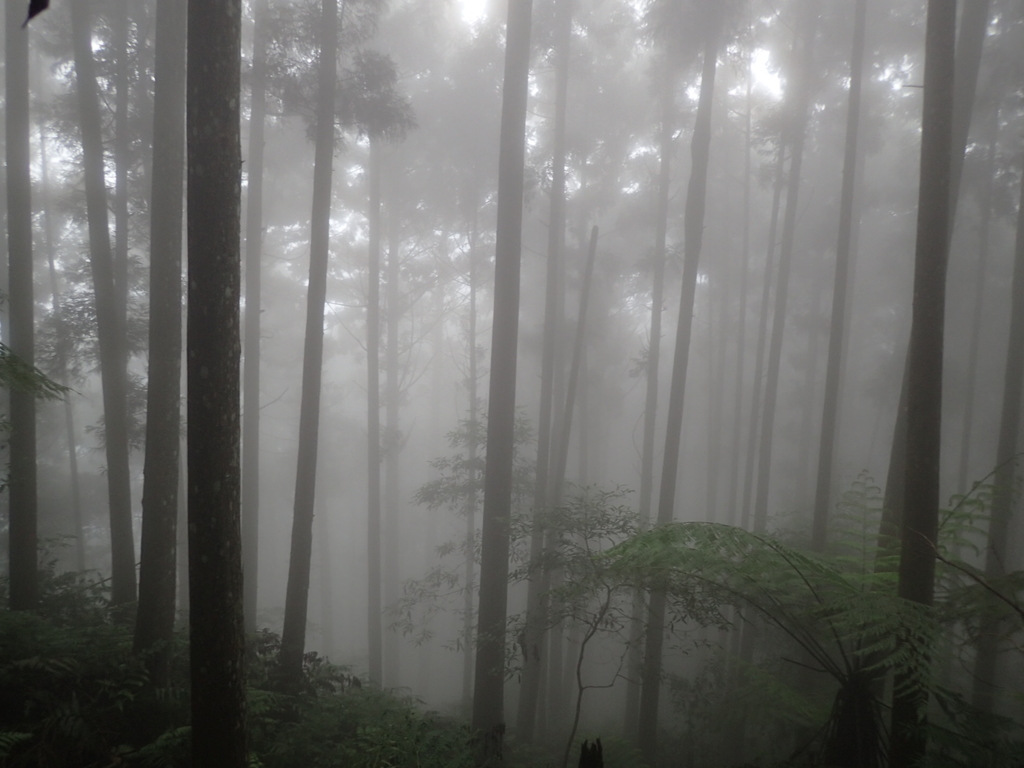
(4, 0, 1024, 766)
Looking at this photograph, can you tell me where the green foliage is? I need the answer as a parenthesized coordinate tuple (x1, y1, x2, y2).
(0, 342, 69, 402)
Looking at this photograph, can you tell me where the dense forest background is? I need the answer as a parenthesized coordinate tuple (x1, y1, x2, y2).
(3, 0, 1024, 765)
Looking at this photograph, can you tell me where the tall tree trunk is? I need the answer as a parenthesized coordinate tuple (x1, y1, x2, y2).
(811, 0, 866, 552)
(726, 62, 753, 528)
(317, 497, 335, 657)
(71, 0, 136, 606)
(6, 0, 37, 610)
(516, 0, 571, 740)
(383, 202, 402, 688)
(40, 127, 86, 573)
(753, 2, 816, 535)
(243, 0, 269, 636)
(134, 0, 187, 688)
(113, 0, 130, 330)
(280, 0, 338, 687)
(624, 66, 674, 735)
(461, 210, 480, 712)
(971, 154, 1024, 712)
(186, 0, 246, 760)
(366, 139, 384, 685)
(888, 3, 955, 765)
(881, 0, 990, 539)
(740, 124, 788, 531)
(956, 104, 998, 494)
(471, 0, 533, 746)
(637, 14, 720, 761)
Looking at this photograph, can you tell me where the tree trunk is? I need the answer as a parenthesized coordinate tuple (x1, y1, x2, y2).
(888, 3, 955, 765)
(71, 0, 136, 606)
(880, 0, 990, 542)
(40, 127, 86, 573)
(462, 210, 480, 711)
(971, 153, 1024, 712)
(956, 104, 998, 494)
(637, 13, 720, 761)
(624, 64, 674, 736)
(811, 0, 866, 552)
(134, 0, 187, 688)
(243, 0, 270, 636)
(280, 0, 338, 687)
(113, 0, 130, 331)
(383, 199, 402, 688)
(471, 0, 533, 746)
(366, 139, 384, 685)
(516, 0, 572, 740)
(753, 2, 816, 535)
(6, 0, 37, 610)
(186, 0, 246, 760)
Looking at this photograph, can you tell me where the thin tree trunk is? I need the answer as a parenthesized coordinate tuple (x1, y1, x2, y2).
(727, 61, 753, 528)
(811, 0, 866, 552)
(796, 268, 824, 509)
(317, 497, 335, 658)
(113, 0, 130, 330)
(888, 3, 955, 765)
(6, 0, 37, 610)
(243, 0, 269, 636)
(624, 67, 674, 736)
(367, 139, 384, 685)
(637, 14, 720, 761)
(186, 0, 246, 759)
(956, 105, 998, 495)
(134, 0, 187, 688)
(462, 213, 480, 711)
(383, 202, 402, 688)
(517, 0, 572, 738)
(971, 155, 1024, 712)
(41, 120, 86, 574)
(471, 0, 534, 745)
(753, 3, 817, 535)
(71, 0, 136, 606)
(280, 0, 338, 686)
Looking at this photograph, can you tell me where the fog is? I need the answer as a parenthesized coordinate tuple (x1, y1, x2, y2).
(4, 0, 1024, 765)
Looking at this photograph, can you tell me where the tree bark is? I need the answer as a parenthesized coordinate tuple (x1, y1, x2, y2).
(243, 0, 269, 636)
(810, 0, 866, 552)
(186, 0, 246, 761)
(71, 0, 136, 606)
(462, 208, 480, 711)
(752, 2, 817, 535)
(637, 12, 720, 761)
(471, 0, 533, 746)
(134, 0, 187, 688)
(517, 0, 571, 739)
(6, 0, 37, 610)
(113, 0, 130, 331)
(971, 153, 1024, 712)
(280, 0, 339, 687)
(888, 3, 955, 765)
(366, 139, 384, 685)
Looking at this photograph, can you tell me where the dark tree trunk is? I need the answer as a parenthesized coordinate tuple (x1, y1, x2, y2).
(243, 0, 269, 636)
(888, 3, 956, 765)
(971, 153, 1024, 712)
(811, 0, 866, 552)
(6, 0, 37, 611)
(134, 0, 187, 688)
(186, 0, 246, 761)
(517, 0, 572, 740)
(71, 0, 136, 606)
(624, 65, 674, 736)
(366, 139, 384, 685)
(881, 0, 990, 540)
(637, 13, 720, 761)
(753, 2, 816, 535)
(471, 0, 533, 745)
(280, 0, 338, 687)
(40, 127, 86, 573)
(113, 0, 130, 331)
